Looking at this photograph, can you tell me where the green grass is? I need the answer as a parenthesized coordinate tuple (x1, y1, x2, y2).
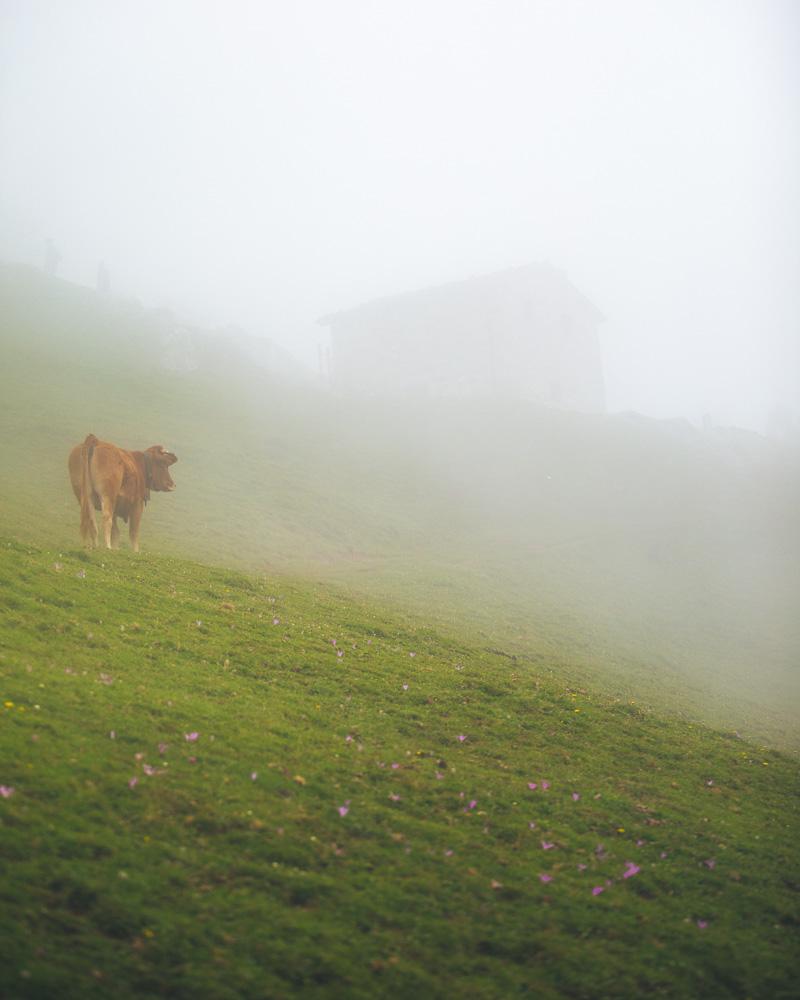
(1, 262, 798, 996)
(1, 538, 798, 999)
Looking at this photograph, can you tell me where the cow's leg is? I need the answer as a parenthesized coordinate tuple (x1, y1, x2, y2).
(129, 501, 143, 553)
(81, 510, 98, 548)
(100, 496, 115, 549)
(110, 516, 120, 549)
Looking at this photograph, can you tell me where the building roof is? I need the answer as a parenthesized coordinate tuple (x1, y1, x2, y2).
(318, 263, 604, 327)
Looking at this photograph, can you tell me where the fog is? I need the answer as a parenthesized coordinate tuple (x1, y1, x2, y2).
(1, 0, 798, 431)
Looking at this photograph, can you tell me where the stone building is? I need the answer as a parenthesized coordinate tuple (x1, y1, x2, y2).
(318, 263, 605, 413)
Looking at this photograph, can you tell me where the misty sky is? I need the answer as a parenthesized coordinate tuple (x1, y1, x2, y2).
(1, 0, 797, 431)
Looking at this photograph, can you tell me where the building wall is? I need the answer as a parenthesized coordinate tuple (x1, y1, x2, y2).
(327, 268, 605, 413)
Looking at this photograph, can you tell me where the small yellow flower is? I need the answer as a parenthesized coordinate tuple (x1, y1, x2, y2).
(617, 827, 625, 833)
(143, 928, 155, 938)
(4, 701, 13, 708)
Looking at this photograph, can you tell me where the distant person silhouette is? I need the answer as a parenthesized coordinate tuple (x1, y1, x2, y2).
(97, 261, 110, 294)
(44, 239, 61, 276)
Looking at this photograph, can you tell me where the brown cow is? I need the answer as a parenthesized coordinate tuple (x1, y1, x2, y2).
(68, 434, 177, 551)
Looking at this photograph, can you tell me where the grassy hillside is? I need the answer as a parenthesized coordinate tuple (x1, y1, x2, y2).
(2, 262, 798, 747)
(1, 264, 798, 997)
(1, 538, 797, 999)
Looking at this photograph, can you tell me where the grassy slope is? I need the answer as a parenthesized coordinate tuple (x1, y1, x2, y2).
(1, 262, 798, 747)
(0, 539, 797, 999)
(0, 265, 798, 997)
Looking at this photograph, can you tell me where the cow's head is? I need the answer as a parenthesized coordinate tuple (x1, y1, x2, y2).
(145, 446, 178, 492)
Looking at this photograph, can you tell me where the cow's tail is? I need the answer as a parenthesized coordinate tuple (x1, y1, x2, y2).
(79, 434, 99, 545)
